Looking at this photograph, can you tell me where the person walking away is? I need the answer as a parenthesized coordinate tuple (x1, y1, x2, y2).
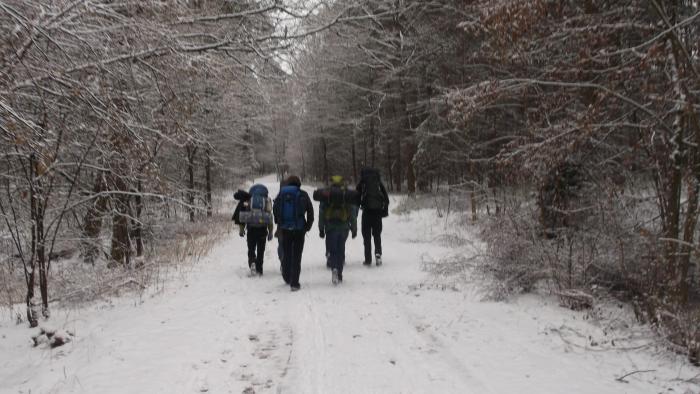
(319, 175, 357, 285)
(235, 184, 273, 276)
(356, 168, 389, 266)
(273, 176, 314, 291)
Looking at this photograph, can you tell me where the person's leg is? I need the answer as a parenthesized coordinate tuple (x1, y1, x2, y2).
(327, 229, 340, 269)
(281, 231, 293, 284)
(372, 214, 383, 258)
(327, 229, 340, 283)
(361, 213, 372, 263)
(246, 231, 256, 268)
(256, 232, 266, 274)
(337, 229, 349, 280)
(325, 234, 332, 268)
(290, 231, 305, 288)
(277, 234, 284, 263)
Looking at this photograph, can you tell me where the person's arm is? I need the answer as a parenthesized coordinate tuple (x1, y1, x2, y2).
(266, 197, 274, 236)
(272, 195, 280, 224)
(318, 201, 326, 237)
(380, 182, 389, 207)
(303, 192, 315, 231)
(318, 202, 326, 231)
(356, 181, 365, 208)
(350, 205, 358, 237)
(380, 183, 390, 217)
(232, 201, 241, 222)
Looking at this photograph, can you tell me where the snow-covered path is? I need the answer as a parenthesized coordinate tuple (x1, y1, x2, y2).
(1, 176, 698, 394)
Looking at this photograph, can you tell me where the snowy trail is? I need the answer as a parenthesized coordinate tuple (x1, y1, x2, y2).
(1, 175, 699, 394)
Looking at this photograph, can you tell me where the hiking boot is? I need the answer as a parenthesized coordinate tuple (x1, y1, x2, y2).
(363, 260, 371, 266)
(249, 262, 257, 276)
(332, 269, 339, 285)
(375, 254, 382, 266)
(338, 272, 343, 283)
(290, 284, 301, 292)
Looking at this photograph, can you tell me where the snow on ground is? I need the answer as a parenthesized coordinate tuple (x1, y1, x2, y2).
(1, 174, 698, 394)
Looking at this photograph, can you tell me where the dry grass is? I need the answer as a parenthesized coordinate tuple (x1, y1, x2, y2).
(1, 213, 233, 321)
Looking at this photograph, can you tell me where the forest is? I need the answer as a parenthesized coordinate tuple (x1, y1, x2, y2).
(2, 0, 700, 366)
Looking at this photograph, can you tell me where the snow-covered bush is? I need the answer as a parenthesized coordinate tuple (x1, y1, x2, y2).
(479, 184, 662, 302)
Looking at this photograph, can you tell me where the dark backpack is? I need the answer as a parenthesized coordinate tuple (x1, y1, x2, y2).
(361, 169, 384, 211)
(324, 187, 350, 222)
(278, 185, 306, 230)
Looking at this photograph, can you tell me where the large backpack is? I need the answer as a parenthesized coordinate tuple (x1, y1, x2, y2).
(324, 187, 350, 222)
(278, 185, 306, 231)
(239, 184, 272, 227)
(249, 184, 268, 210)
(361, 168, 384, 211)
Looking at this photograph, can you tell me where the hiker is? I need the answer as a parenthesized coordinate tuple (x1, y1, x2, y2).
(356, 168, 389, 266)
(273, 175, 314, 291)
(233, 184, 273, 276)
(318, 175, 357, 285)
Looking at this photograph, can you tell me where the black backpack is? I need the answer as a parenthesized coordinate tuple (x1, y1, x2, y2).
(361, 168, 384, 211)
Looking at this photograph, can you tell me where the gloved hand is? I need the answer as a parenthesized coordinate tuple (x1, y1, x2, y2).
(267, 232, 273, 241)
(351, 229, 357, 239)
(319, 229, 325, 239)
(239, 227, 246, 237)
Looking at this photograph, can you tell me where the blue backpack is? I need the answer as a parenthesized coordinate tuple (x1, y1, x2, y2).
(239, 184, 271, 227)
(278, 185, 306, 231)
(249, 184, 268, 210)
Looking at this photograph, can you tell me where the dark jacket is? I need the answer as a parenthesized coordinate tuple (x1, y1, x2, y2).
(273, 186, 315, 232)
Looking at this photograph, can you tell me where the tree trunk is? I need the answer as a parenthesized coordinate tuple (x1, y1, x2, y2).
(406, 143, 416, 194)
(677, 177, 699, 303)
(187, 145, 197, 222)
(205, 147, 212, 218)
(37, 197, 48, 318)
(109, 175, 131, 268)
(370, 117, 376, 168)
(395, 133, 402, 192)
(26, 154, 39, 327)
(322, 136, 329, 185)
(351, 129, 357, 184)
(133, 180, 144, 257)
(471, 190, 477, 222)
(385, 137, 393, 192)
(82, 173, 108, 264)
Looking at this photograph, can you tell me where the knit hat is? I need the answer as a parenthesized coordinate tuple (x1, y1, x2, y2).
(330, 175, 343, 186)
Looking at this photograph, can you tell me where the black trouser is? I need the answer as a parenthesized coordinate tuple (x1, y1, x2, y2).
(246, 227, 268, 274)
(281, 230, 306, 287)
(327, 228, 349, 278)
(361, 211, 383, 262)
